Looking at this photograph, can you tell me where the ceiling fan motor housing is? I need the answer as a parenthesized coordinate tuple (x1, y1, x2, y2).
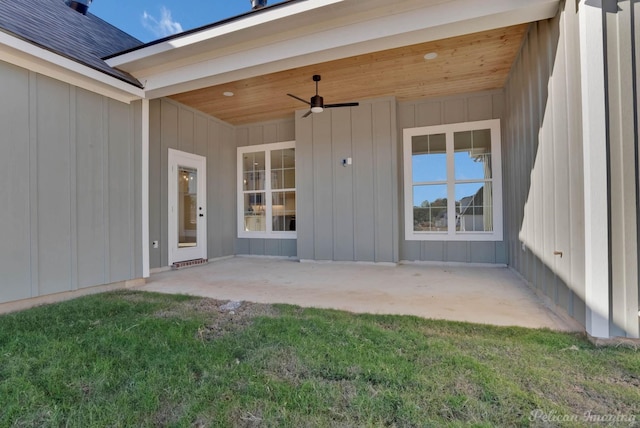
(310, 95, 324, 113)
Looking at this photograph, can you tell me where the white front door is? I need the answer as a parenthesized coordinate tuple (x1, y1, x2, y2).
(168, 149, 207, 265)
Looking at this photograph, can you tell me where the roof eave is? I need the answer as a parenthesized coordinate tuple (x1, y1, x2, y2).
(103, 0, 302, 61)
(105, 0, 344, 70)
(120, 0, 559, 100)
(0, 31, 145, 103)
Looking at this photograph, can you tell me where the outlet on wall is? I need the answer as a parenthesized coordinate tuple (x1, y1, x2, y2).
(152, 240, 159, 249)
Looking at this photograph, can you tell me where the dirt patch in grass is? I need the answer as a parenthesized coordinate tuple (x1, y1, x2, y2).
(151, 399, 184, 427)
(161, 298, 282, 341)
(257, 346, 311, 385)
(228, 407, 266, 428)
(154, 296, 276, 318)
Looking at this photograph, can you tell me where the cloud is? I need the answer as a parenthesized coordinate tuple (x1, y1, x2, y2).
(142, 6, 183, 38)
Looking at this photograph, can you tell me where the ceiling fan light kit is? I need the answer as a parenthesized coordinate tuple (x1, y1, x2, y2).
(288, 75, 359, 118)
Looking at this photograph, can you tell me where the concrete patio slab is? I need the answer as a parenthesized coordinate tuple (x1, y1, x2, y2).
(138, 257, 581, 331)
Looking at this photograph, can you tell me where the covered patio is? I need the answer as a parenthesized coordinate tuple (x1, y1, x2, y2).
(1, 0, 638, 341)
(139, 258, 581, 331)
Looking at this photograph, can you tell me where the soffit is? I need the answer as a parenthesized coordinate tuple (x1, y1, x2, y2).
(169, 24, 529, 125)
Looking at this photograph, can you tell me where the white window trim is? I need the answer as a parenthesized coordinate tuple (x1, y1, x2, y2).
(403, 119, 503, 241)
(237, 141, 296, 239)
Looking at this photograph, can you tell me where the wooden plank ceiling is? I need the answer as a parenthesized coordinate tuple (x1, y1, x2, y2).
(169, 24, 528, 125)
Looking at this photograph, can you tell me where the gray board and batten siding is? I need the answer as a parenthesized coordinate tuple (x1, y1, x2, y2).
(0, 60, 142, 305)
(235, 97, 400, 263)
(397, 90, 508, 264)
(154, 94, 508, 265)
(295, 97, 399, 263)
(503, 10, 587, 329)
(148, 98, 236, 269)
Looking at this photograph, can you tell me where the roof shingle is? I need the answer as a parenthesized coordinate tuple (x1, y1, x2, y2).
(0, 0, 143, 87)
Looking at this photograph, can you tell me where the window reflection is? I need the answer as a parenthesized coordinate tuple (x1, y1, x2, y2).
(178, 166, 197, 247)
(410, 127, 494, 234)
(238, 143, 296, 236)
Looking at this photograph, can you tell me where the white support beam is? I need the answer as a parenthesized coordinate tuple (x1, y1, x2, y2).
(141, 99, 150, 279)
(579, 0, 611, 338)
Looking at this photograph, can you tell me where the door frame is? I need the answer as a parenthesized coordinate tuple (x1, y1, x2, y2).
(168, 148, 207, 265)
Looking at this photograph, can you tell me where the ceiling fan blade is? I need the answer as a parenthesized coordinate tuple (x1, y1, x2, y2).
(325, 102, 359, 108)
(287, 93, 311, 106)
(302, 110, 313, 118)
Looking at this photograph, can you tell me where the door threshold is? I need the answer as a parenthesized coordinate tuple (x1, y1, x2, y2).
(171, 258, 208, 270)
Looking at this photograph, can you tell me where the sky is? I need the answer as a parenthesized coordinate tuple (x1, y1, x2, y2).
(413, 153, 487, 207)
(89, 0, 284, 42)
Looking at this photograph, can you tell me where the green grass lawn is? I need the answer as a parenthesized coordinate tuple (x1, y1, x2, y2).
(0, 291, 638, 427)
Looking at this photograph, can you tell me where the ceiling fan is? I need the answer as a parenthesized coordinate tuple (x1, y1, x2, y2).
(287, 75, 359, 118)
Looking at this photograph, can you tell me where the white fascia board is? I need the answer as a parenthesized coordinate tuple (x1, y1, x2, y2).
(0, 32, 144, 104)
(140, 0, 559, 98)
(106, 0, 345, 69)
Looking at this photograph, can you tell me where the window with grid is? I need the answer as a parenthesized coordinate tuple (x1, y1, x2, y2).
(237, 141, 296, 239)
(403, 119, 502, 241)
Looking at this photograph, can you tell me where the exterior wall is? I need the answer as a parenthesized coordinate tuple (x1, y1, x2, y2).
(0, 60, 142, 304)
(604, 0, 640, 338)
(398, 90, 507, 264)
(148, 98, 236, 268)
(296, 97, 398, 263)
(503, 8, 587, 326)
(235, 118, 297, 257)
